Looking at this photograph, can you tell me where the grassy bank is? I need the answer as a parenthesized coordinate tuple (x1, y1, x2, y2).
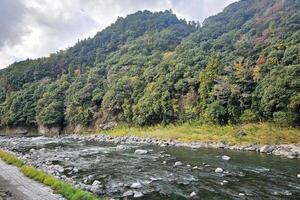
(99, 123, 300, 145)
(0, 150, 102, 200)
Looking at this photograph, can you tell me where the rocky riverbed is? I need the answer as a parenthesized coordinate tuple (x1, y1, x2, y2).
(0, 135, 300, 199)
(71, 134, 300, 159)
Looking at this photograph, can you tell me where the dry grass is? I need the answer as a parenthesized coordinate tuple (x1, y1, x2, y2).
(99, 123, 300, 145)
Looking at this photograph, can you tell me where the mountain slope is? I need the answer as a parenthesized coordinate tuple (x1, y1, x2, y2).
(0, 0, 299, 134)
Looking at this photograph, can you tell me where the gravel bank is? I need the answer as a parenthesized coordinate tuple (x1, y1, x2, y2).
(67, 134, 300, 159)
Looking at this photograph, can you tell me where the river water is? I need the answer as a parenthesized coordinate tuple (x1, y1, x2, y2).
(0, 136, 299, 200)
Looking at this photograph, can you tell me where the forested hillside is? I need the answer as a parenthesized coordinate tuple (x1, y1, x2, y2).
(0, 0, 299, 133)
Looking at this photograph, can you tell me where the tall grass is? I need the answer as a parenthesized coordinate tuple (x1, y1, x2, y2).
(0, 150, 102, 200)
(100, 123, 300, 145)
(0, 150, 24, 167)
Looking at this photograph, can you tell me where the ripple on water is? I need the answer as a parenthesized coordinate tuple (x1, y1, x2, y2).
(0, 136, 300, 200)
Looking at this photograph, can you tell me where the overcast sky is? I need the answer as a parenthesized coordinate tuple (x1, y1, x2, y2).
(0, 0, 236, 69)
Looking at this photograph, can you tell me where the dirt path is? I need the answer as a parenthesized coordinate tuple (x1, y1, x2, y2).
(0, 159, 63, 200)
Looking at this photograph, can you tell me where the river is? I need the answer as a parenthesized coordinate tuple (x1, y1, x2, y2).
(0, 136, 299, 200)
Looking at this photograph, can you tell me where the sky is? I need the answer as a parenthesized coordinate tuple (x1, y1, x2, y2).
(0, 0, 237, 69)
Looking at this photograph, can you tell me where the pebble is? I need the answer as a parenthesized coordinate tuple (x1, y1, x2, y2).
(215, 168, 224, 173)
(297, 174, 300, 178)
(239, 193, 245, 196)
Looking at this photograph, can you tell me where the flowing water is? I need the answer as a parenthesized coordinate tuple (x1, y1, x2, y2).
(0, 136, 299, 200)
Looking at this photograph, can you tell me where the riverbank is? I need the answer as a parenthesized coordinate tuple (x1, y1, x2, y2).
(89, 123, 300, 159)
(67, 132, 300, 159)
(98, 123, 300, 145)
(0, 150, 101, 200)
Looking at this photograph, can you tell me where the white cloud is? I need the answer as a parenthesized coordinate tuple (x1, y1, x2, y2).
(0, 0, 236, 69)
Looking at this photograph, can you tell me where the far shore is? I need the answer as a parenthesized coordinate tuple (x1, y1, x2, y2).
(1, 123, 300, 159)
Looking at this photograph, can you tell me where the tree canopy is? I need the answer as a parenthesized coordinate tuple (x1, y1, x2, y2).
(0, 1, 299, 129)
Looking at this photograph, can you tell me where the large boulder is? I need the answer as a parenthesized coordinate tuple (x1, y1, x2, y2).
(259, 145, 274, 153)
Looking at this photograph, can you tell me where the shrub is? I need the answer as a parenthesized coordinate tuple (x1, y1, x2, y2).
(204, 102, 227, 124)
(273, 111, 297, 126)
(240, 109, 257, 123)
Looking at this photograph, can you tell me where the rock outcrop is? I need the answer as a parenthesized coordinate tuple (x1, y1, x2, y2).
(38, 125, 61, 136)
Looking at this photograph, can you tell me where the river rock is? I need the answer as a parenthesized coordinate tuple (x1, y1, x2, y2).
(29, 148, 36, 153)
(297, 174, 300, 178)
(123, 190, 134, 197)
(190, 191, 197, 197)
(221, 155, 231, 160)
(133, 191, 144, 198)
(87, 175, 94, 180)
(90, 185, 100, 193)
(92, 180, 101, 186)
(53, 165, 64, 173)
(130, 182, 142, 189)
(116, 145, 129, 151)
(174, 161, 183, 167)
(259, 145, 274, 153)
(215, 168, 224, 173)
(220, 180, 228, 185)
(150, 177, 162, 182)
(73, 167, 79, 173)
(134, 149, 148, 155)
